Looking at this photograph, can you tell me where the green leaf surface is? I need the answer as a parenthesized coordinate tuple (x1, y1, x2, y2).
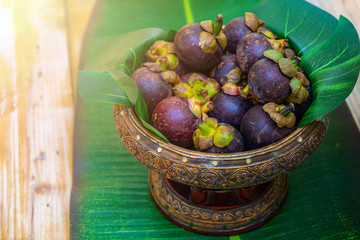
(83, 28, 168, 72)
(105, 66, 139, 105)
(78, 70, 131, 107)
(135, 89, 149, 123)
(299, 54, 360, 126)
(301, 16, 360, 77)
(254, 0, 338, 55)
(297, 16, 360, 126)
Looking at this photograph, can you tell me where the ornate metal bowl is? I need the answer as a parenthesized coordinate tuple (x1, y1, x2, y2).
(113, 104, 329, 235)
(114, 104, 329, 189)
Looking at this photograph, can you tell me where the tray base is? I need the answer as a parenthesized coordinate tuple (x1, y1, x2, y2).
(148, 170, 288, 236)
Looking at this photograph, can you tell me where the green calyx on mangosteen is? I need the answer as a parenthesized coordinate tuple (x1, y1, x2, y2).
(193, 117, 237, 151)
(187, 98, 214, 119)
(294, 85, 312, 122)
(180, 72, 208, 83)
(205, 123, 244, 153)
(199, 14, 227, 53)
(174, 14, 227, 71)
(145, 40, 176, 62)
(262, 102, 296, 128)
(142, 53, 187, 77)
(210, 54, 242, 86)
(173, 74, 220, 104)
(151, 96, 199, 149)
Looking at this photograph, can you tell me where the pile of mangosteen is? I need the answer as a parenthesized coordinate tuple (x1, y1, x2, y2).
(131, 12, 312, 153)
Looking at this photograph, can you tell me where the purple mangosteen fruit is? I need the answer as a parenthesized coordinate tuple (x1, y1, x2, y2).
(174, 14, 227, 72)
(152, 96, 198, 149)
(193, 117, 244, 153)
(131, 67, 173, 117)
(210, 54, 242, 87)
(236, 33, 272, 74)
(208, 89, 252, 129)
(223, 17, 252, 53)
(247, 58, 291, 104)
(223, 13, 263, 53)
(145, 40, 176, 62)
(240, 103, 295, 150)
(249, 50, 310, 106)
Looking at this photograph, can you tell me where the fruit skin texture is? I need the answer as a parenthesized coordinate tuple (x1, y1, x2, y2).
(174, 23, 223, 72)
(206, 123, 244, 153)
(208, 91, 252, 129)
(240, 105, 293, 150)
(210, 54, 240, 86)
(223, 17, 252, 53)
(236, 33, 272, 74)
(248, 58, 291, 104)
(131, 67, 172, 117)
(152, 96, 198, 149)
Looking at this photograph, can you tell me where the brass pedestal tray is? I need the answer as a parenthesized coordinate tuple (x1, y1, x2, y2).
(113, 104, 329, 235)
(149, 170, 288, 235)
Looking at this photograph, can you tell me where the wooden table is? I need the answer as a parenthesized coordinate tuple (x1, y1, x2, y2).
(1, 0, 359, 239)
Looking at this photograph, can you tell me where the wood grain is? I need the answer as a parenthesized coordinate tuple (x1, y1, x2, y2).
(65, 0, 98, 99)
(0, 1, 69, 239)
(0, 0, 97, 238)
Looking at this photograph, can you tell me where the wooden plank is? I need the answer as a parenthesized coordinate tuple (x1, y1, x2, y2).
(307, 0, 360, 129)
(64, 0, 98, 99)
(0, 0, 73, 239)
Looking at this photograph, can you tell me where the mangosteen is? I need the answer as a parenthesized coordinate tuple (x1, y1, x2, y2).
(206, 124, 244, 153)
(223, 13, 262, 53)
(145, 40, 176, 62)
(173, 74, 220, 104)
(208, 88, 252, 129)
(193, 117, 244, 153)
(249, 50, 310, 106)
(180, 72, 208, 83)
(142, 53, 188, 77)
(152, 96, 198, 148)
(247, 58, 291, 104)
(210, 54, 242, 86)
(294, 85, 312, 122)
(131, 67, 173, 117)
(174, 14, 227, 72)
(240, 104, 295, 150)
(236, 33, 272, 74)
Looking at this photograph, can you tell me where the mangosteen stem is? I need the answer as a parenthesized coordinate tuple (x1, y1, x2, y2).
(212, 14, 223, 36)
(279, 103, 295, 116)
